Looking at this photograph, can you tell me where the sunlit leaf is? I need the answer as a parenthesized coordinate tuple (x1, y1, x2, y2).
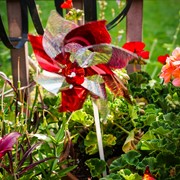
(71, 110, 94, 126)
(84, 131, 116, 155)
(122, 130, 135, 153)
(118, 169, 142, 180)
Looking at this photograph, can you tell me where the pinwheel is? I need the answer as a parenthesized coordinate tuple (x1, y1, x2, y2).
(29, 10, 137, 112)
(29, 10, 137, 173)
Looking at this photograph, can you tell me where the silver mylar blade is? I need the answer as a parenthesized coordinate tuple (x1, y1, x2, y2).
(43, 10, 78, 59)
(72, 43, 138, 69)
(81, 77, 106, 99)
(64, 42, 83, 63)
(72, 43, 112, 68)
(34, 71, 66, 95)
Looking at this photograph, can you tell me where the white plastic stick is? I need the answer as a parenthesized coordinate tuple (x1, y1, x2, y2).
(92, 100, 107, 177)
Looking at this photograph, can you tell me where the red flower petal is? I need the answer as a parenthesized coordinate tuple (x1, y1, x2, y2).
(28, 35, 61, 73)
(138, 51, 149, 59)
(60, 86, 88, 112)
(142, 166, 156, 180)
(61, 0, 73, 9)
(122, 41, 149, 59)
(158, 54, 169, 64)
(0, 132, 21, 158)
(64, 21, 111, 46)
(134, 42, 145, 51)
(122, 42, 136, 52)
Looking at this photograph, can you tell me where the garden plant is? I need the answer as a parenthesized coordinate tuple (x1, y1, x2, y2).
(0, 0, 180, 180)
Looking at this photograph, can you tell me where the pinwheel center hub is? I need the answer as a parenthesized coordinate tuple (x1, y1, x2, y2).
(62, 63, 85, 85)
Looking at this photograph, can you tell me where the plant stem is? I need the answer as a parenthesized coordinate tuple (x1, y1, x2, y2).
(1, 81, 6, 136)
(113, 122, 130, 135)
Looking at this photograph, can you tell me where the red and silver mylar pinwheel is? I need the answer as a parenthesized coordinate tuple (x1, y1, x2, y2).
(29, 10, 137, 112)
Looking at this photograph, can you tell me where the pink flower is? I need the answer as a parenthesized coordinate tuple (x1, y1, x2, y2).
(160, 60, 175, 83)
(160, 47, 180, 85)
(0, 132, 21, 159)
(172, 67, 180, 86)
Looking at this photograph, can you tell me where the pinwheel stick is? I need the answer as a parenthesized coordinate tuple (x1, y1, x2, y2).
(92, 100, 107, 177)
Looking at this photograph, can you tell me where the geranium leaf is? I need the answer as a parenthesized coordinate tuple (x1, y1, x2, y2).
(118, 169, 142, 180)
(122, 130, 135, 153)
(85, 158, 106, 178)
(71, 110, 94, 126)
(137, 157, 157, 171)
(84, 131, 116, 155)
(110, 151, 141, 173)
(100, 173, 123, 180)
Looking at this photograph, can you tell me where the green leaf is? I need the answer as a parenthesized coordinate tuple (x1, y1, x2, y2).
(118, 169, 142, 180)
(84, 131, 116, 155)
(100, 173, 123, 180)
(156, 152, 180, 167)
(71, 110, 94, 126)
(55, 123, 65, 143)
(103, 134, 117, 147)
(84, 131, 99, 155)
(122, 130, 135, 153)
(110, 151, 141, 173)
(144, 114, 156, 126)
(30, 133, 51, 142)
(85, 158, 106, 178)
(57, 165, 77, 178)
(137, 157, 157, 171)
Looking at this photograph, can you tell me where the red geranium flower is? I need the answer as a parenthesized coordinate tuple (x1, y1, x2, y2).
(122, 42, 149, 59)
(61, 0, 73, 9)
(142, 166, 156, 180)
(157, 54, 169, 64)
(0, 132, 21, 159)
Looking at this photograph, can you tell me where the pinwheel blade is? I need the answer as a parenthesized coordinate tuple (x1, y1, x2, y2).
(72, 44, 112, 67)
(107, 45, 138, 69)
(72, 44, 137, 68)
(43, 10, 78, 58)
(81, 78, 106, 99)
(34, 71, 66, 95)
(103, 74, 132, 103)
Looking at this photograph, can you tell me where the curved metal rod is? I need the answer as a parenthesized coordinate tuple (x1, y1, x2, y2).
(106, 0, 133, 31)
(0, 0, 43, 49)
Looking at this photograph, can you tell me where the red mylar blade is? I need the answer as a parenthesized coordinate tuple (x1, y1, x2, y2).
(28, 34, 60, 73)
(72, 44, 137, 69)
(103, 74, 131, 103)
(64, 20, 111, 46)
(60, 86, 89, 112)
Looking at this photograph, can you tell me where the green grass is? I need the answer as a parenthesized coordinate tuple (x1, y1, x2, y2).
(0, 0, 179, 81)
